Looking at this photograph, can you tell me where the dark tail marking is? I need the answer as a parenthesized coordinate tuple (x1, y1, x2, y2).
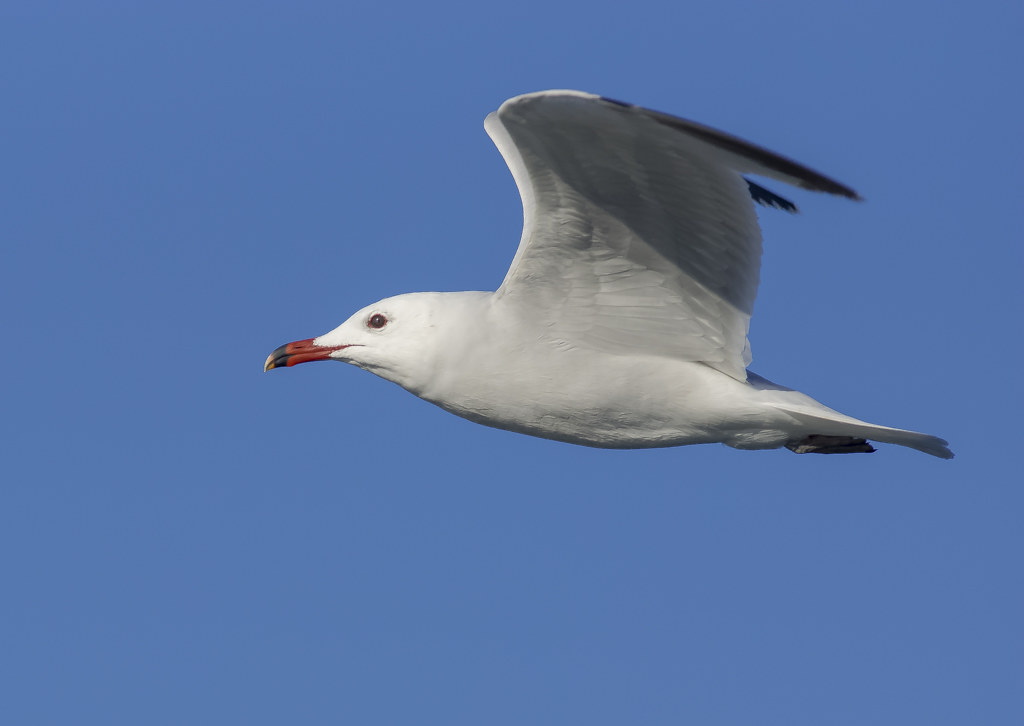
(786, 435, 877, 455)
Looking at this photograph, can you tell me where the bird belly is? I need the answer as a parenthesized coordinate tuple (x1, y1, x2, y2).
(418, 349, 786, 449)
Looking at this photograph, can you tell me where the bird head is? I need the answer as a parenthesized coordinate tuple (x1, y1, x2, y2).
(264, 292, 473, 394)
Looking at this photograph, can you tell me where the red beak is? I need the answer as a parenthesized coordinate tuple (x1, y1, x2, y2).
(263, 338, 351, 371)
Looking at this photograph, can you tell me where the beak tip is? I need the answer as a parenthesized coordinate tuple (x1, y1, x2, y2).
(264, 347, 286, 372)
(264, 338, 342, 372)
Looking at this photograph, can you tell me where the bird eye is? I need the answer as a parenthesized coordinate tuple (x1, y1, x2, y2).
(367, 313, 388, 329)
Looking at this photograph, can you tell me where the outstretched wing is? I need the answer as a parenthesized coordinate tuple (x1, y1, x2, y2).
(485, 90, 859, 381)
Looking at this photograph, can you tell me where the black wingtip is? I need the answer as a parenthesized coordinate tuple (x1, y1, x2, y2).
(603, 98, 863, 201)
(745, 178, 799, 214)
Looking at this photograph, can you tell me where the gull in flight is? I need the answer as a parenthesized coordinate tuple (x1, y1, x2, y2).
(265, 90, 952, 459)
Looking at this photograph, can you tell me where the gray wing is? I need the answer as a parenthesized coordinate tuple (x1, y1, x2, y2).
(485, 90, 859, 381)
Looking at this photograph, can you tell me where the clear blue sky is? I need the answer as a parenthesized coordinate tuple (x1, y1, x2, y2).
(3, 2, 1021, 724)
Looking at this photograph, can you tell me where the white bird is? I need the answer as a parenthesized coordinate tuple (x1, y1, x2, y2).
(265, 90, 952, 459)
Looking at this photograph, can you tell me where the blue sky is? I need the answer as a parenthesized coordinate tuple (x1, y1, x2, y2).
(2, 1, 1021, 724)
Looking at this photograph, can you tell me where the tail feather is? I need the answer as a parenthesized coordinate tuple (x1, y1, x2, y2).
(780, 408, 954, 459)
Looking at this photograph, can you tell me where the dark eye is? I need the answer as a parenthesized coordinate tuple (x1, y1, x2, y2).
(367, 313, 388, 329)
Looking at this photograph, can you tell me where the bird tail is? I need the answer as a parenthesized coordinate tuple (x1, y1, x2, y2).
(777, 407, 954, 459)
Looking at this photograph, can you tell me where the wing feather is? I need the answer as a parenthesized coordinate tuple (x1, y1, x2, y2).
(485, 91, 858, 381)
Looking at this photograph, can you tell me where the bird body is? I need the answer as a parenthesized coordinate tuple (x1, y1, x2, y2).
(266, 90, 953, 459)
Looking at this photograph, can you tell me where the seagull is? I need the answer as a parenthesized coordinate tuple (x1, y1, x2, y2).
(265, 90, 952, 459)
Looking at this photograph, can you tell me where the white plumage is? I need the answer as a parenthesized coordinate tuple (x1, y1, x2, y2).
(265, 90, 952, 459)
